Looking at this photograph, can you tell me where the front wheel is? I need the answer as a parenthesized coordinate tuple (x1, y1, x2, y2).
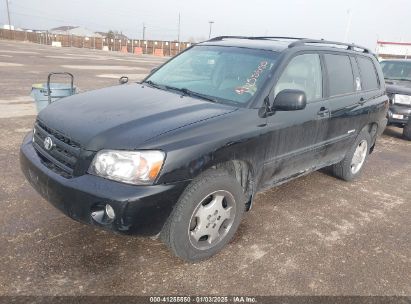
(331, 130, 371, 181)
(161, 169, 245, 262)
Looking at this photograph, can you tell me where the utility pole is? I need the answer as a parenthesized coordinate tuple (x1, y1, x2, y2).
(344, 9, 352, 43)
(5, 0, 12, 28)
(208, 21, 214, 39)
(177, 13, 181, 43)
(142, 23, 146, 41)
(142, 23, 147, 54)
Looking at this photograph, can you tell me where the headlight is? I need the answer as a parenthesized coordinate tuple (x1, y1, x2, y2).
(88, 150, 165, 185)
(393, 94, 411, 105)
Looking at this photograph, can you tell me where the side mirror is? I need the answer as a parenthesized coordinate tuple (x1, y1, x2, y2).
(119, 76, 129, 85)
(273, 89, 307, 111)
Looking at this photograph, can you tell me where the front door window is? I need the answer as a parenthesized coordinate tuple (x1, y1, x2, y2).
(274, 54, 323, 102)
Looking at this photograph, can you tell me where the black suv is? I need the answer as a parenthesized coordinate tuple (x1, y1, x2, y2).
(380, 59, 411, 140)
(20, 37, 388, 261)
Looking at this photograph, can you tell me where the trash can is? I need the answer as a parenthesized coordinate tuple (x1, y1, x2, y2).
(31, 72, 76, 113)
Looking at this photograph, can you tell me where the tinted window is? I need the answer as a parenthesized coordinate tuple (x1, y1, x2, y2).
(274, 54, 323, 102)
(324, 54, 354, 96)
(380, 60, 411, 81)
(357, 57, 379, 90)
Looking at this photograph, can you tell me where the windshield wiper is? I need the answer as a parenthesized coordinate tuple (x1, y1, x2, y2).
(164, 86, 218, 103)
(143, 81, 219, 102)
(142, 80, 167, 90)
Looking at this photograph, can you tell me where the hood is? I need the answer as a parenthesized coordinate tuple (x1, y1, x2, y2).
(385, 79, 411, 95)
(38, 84, 237, 151)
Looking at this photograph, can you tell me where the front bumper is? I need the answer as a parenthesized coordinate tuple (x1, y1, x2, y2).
(387, 104, 411, 126)
(20, 133, 190, 235)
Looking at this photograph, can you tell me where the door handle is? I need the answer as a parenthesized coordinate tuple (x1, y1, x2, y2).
(317, 107, 330, 117)
(358, 97, 366, 105)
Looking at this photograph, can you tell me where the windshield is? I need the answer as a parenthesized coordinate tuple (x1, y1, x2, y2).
(145, 45, 279, 106)
(380, 60, 411, 81)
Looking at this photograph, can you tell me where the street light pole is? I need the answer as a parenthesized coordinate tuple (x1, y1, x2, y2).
(208, 21, 214, 39)
(5, 0, 12, 28)
(177, 13, 181, 43)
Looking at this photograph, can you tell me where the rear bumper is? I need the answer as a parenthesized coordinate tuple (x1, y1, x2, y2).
(20, 133, 190, 236)
(387, 105, 411, 126)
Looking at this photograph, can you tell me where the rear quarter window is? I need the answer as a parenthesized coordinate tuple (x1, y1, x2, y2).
(357, 56, 379, 90)
(324, 54, 355, 96)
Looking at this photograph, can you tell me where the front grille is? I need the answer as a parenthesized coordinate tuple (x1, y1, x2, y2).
(33, 120, 81, 178)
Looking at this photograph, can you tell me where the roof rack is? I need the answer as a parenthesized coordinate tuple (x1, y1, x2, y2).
(207, 36, 373, 54)
(288, 39, 372, 53)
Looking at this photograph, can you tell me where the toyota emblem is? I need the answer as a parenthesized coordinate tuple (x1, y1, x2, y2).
(44, 137, 53, 150)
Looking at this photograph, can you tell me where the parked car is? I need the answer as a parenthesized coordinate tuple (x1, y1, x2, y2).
(380, 59, 411, 140)
(20, 37, 388, 261)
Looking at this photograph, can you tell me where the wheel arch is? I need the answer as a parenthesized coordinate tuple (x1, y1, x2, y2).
(359, 122, 378, 154)
(214, 160, 256, 211)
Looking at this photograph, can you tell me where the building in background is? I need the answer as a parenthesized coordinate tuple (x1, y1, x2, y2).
(376, 41, 411, 60)
(50, 26, 102, 38)
(3, 24, 14, 30)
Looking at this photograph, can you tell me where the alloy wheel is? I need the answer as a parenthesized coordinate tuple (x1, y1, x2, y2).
(351, 139, 368, 174)
(188, 190, 236, 250)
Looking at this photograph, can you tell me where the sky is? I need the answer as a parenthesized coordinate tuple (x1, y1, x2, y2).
(2, 0, 411, 49)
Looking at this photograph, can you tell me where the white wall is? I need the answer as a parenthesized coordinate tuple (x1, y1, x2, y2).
(376, 43, 411, 58)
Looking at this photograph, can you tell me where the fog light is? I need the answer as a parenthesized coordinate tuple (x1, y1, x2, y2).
(105, 204, 115, 220)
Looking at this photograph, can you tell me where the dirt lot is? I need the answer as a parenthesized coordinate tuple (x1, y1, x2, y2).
(0, 40, 410, 296)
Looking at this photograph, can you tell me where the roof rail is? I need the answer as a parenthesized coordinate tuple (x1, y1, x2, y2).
(208, 36, 305, 42)
(249, 36, 305, 41)
(208, 36, 251, 41)
(288, 39, 372, 53)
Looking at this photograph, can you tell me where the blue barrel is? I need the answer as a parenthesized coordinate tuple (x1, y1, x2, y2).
(31, 72, 76, 113)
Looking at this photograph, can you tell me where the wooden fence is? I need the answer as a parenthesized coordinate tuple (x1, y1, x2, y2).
(0, 29, 191, 57)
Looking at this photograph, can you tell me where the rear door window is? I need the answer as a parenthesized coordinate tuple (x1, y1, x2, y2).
(357, 56, 379, 90)
(324, 54, 355, 96)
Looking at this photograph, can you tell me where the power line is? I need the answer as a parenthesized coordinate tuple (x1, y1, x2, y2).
(9, 10, 108, 32)
(9, 5, 183, 41)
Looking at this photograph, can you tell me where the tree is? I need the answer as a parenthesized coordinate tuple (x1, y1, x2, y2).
(106, 30, 115, 40)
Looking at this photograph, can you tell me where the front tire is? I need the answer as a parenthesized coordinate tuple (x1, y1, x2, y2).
(331, 130, 371, 181)
(403, 121, 411, 140)
(161, 169, 245, 262)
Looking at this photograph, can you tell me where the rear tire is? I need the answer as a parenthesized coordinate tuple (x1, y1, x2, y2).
(403, 121, 411, 140)
(331, 130, 371, 181)
(161, 169, 246, 262)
